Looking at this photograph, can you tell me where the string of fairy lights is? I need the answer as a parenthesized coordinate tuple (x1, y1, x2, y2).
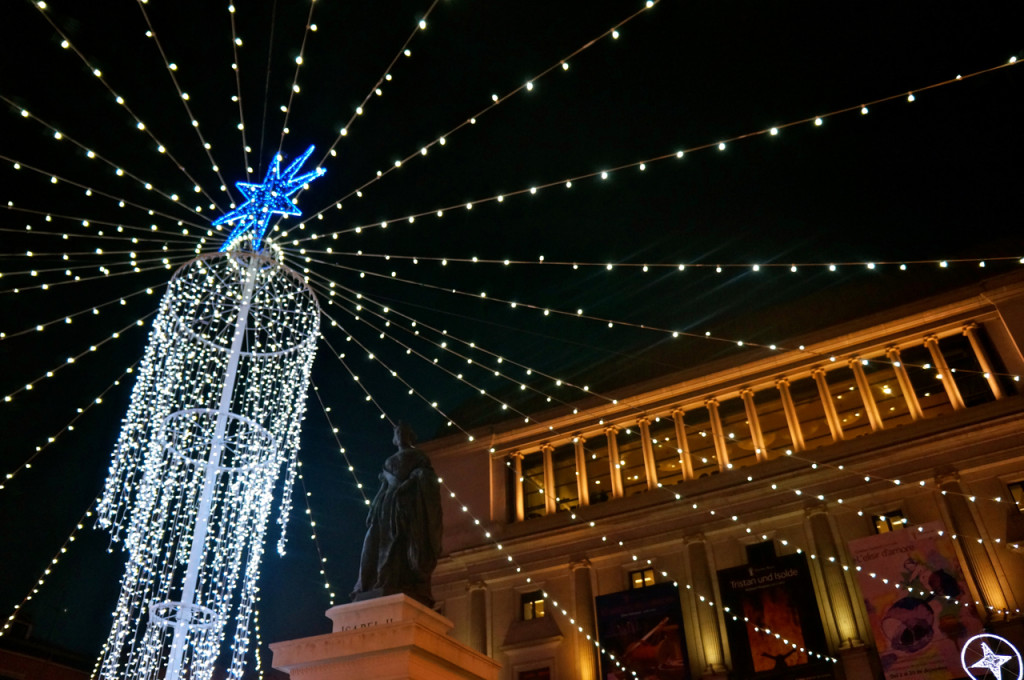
(510, 445, 1020, 617)
(281, 0, 662, 235)
(286, 56, 1021, 244)
(3, 1, 1022, 677)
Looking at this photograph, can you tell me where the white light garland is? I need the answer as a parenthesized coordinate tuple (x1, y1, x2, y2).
(95, 250, 319, 680)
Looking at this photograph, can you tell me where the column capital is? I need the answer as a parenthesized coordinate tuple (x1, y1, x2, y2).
(637, 415, 652, 426)
(603, 425, 619, 435)
(804, 502, 830, 519)
(923, 334, 940, 346)
(540, 443, 554, 453)
(670, 406, 686, 417)
(468, 579, 488, 592)
(935, 469, 961, 487)
(683, 531, 707, 545)
(704, 397, 719, 408)
(509, 450, 524, 460)
(572, 434, 586, 445)
(739, 387, 755, 398)
(847, 356, 862, 368)
(775, 376, 791, 388)
(569, 558, 593, 572)
(963, 321, 979, 334)
(811, 366, 828, 378)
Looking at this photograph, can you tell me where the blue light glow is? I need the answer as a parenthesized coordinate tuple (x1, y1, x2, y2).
(215, 145, 325, 252)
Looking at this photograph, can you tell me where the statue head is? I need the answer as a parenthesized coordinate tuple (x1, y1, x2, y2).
(393, 421, 417, 449)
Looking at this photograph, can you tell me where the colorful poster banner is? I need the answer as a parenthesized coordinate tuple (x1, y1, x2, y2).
(595, 581, 691, 680)
(848, 521, 983, 680)
(717, 552, 834, 679)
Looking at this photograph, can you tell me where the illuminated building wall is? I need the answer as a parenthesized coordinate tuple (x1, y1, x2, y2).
(424, 273, 1024, 680)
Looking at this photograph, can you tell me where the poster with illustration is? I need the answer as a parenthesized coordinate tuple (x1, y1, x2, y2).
(595, 581, 691, 680)
(848, 521, 983, 680)
(718, 553, 833, 679)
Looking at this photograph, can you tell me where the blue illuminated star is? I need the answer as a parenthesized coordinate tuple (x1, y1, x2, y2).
(214, 145, 326, 252)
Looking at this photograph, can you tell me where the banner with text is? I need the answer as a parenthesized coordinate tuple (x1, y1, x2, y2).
(718, 552, 834, 680)
(847, 521, 982, 680)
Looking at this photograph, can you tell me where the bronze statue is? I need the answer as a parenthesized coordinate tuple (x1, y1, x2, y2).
(351, 422, 443, 606)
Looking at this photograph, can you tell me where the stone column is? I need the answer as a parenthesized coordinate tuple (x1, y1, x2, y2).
(671, 409, 695, 481)
(775, 378, 806, 452)
(705, 398, 731, 472)
(570, 560, 599, 680)
(885, 346, 923, 420)
(849, 358, 884, 431)
(605, 427, 624, 499)
(812, 368, 844, 442)
(638, 417, 659, 490)
(936, 471, 1009, 619)
(963, 323, 1005, 400)
(685, 534, 728, 676)
(573, 436, 590, 507)
(740, 389, 768, 462)
(541, 444, 556, 515)
(511, 452, 525, 522)
(924, 335, 966, 410)
(805, 505, 863, 648)
(468, 581, 488, 655)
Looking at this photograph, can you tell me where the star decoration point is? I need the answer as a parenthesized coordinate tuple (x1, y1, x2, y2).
(971, 641, 1013, 680)
(214, 144, 325, 252)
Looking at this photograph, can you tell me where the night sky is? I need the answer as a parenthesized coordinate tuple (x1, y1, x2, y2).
(0, 0, 1022, 671)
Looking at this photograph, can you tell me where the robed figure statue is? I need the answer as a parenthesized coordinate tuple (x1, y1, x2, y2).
(351, 423, 443, 606)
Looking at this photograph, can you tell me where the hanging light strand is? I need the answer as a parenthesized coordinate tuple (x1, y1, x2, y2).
(0, 362, 137, 492)
(1, 154, 210, 230)
(27, 2, 219, 209)
(314, 0, 441, 166)
(2, 310, 154, 404)
(296, 247, 1022, 275)
(284, 0, 659, 240)
(0, 253, 193, 295)
(274, 0, 319, 157)
(0, 498, 100, 637)
(132, 1, 233, 209)
(1, 283, 162, 341)
(310, 380, 371, 506)
(291, 56, 1021, 244)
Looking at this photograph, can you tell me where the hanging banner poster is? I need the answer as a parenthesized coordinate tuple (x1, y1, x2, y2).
(595, 581, 691, 680)
(848, 521, 983, 680)
(717, 553, 834, 680)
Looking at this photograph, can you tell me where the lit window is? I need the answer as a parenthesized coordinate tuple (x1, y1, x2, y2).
(521, 590, 545, 620)
(1009, 481, 1024, 513)
(873, 510, 908, 533)
(629, 568, 655, 589)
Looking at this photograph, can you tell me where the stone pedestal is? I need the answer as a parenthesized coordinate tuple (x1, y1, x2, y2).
(271, 594, 501, 680)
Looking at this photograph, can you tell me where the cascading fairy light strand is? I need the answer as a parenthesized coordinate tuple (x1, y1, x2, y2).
(94, 250, 320, 680)
(273, 0, 318, 157)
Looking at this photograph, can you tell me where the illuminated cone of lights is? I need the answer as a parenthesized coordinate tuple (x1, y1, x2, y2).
(95, 249, 319, 680)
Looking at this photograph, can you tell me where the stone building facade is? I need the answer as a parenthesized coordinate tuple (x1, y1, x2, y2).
(422, 273, 1024, 679)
